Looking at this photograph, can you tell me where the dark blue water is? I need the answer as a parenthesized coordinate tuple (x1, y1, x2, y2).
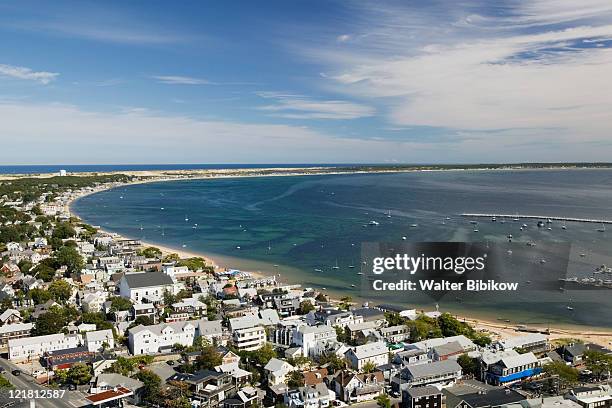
(73, 170, 612, 328)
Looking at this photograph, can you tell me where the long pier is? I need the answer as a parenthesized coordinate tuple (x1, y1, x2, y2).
(461, 213, 612, 224)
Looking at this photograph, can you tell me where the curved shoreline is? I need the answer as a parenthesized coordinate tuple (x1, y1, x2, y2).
(67, 169, 612, 346)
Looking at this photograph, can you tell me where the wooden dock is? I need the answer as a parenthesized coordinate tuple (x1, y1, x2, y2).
(460, 213, 612, 224)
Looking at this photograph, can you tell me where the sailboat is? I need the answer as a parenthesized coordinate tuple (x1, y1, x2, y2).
(386, 210, 392, 218)
(332, 260, 340, 270)
(185, 215, 189, 222)
(597, 223, 606, 232)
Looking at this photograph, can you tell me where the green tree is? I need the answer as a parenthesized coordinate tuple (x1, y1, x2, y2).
(81, 312, 113, 330)
(134, 370, 162, 403)
(375, 394, 391, 408)
(106, 356, 136, 376)
(0, 375, 15, 389)
(54, 246, 84, 274)
(318, 353, 346, 373)
(33, 263, 57, 282)
(194, 345, 223, 370)
(286, 371, 304, 388)
(52, 222, 76, 240)
(299, 300, 315, 315)
(68, 363, 92, 385)
(28, 287, 53, 304)
(339, 296, 352, 311)
(109, 296, 133, 312)
(543, 362, 579, 389)
(33, 306, 70, 335)
(139, 246, 162, 258)
(584, 350, 612, 380)
(48, 279, 73, 302)
(457, 354, 478, 376)
(362, 361, 376, 373)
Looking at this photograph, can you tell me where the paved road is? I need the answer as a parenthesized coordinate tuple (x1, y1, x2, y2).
(0, 358, 89, 408)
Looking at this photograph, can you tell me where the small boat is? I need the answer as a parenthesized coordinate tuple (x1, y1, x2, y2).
(351, 284, 356, 287)
(322, 287, 327, 290)
(357, 272, 363, 275)
(491, 217, 496, 222)
(519, 227, 523, 231)
(522, 224, 528, 228)
(470, 221, 478, 225)
(507, 234, 513, 239)
(597, 223, 606, 232)
(547, 227, 552, 231)
(368, 220, 380, 226)
(185, 216, 189, 222)
(274, 265, 279, 268)
(314, 268, 323, 272)
(410, 224, 418, 228)
(540, 259, 547, 264)
(526, 280, 531, 284)
(362, 261, 367, 265)
(386, 210, 392, 218)
(182, 244, 187, 248)
(580, 253, 586, 257)
(562, 225, 567, 230)
(192, 225, 197, 229)
(566, 306, 574, 311)
(507, 250, 513, 255)
(119, 196, 124, 199)
(349, 265, 356, 269)
(402, 236, 407, 240)
(140, 224, 144, 230)
(445, 217, 451, 220)
(236, 246, 241, 249)
(160, 207, 165, 210)
(473, 229, 479, 232)
(332, 260, 340, 270)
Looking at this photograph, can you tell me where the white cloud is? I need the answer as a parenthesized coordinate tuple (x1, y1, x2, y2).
(337, 34, 351, 42)
(152, 75, 211, 85)
(0, 63, 58, 84)
(257, 92, 375, 120)
(294, 0, 612, 145)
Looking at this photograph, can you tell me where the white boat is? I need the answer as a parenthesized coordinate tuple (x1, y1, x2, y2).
(445, 217, 451, 220)
(597, 223, 606, 232)
(236, 246, 241, 249)
(182, 244, 187, 248)
(185, 216, 189, 222)
(332, 260, 340, 270)
(566, 306, 574, 311)
(473, 229, 479, 232)
(357, 272, 363, 275)
(314, 268, 323, 272)
(410, 224, 418, 228)
(351, 284, 356, 287)
(402, 236, 407, 240)
(386, 210, 392, 218)
(368, 220, 380, 226)
(562, 225, 567, 230)
(522, 224, 528, 228)
(540, 259, 547, 264)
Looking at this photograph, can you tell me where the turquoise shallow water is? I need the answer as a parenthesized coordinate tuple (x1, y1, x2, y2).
(73, 169, 612, 328)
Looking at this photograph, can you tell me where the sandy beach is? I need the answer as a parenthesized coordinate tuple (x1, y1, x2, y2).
(60, 168, 612, 346)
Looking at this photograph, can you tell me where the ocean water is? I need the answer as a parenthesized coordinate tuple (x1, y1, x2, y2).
(73, 169, 612, 328)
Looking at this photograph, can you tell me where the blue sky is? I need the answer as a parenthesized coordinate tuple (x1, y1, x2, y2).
(1, 0, 612, 164)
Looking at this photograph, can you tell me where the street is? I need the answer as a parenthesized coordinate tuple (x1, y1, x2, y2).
(0, 358, 89, 408)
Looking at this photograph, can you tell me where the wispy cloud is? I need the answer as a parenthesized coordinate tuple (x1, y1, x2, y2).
(152, 75, 211, 85)
(257, 92, 375, 120)
(0, 63, 58, 84)
(292, 0, 612, 145)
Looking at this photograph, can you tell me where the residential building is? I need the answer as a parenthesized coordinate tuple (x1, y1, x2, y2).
(85, 329, 115, 352)
(402, 386, 444, 408)
(264, 358, 295, 386)
(232, 325, 266, 351)
(394, 359, 462, 389)
(0, 322, 33, 348)
(345, 341, 389, 371)
(293, 325, 337, 357)
(333, 371, 384, 403)
(498, 333, 549, 353)
(483, 351, 541, 385)
(8, 333, 82, 361)
(284, 383, 334, 408)
(128, 319, 221, 355)
(118, 271, 176, 302)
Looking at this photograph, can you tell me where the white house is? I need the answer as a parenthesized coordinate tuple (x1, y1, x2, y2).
(119, 272, 176, 302)
(85, 329, 115, 352)
(232, 325, 266, 351)
(264, 358, 295, 386)
(128, 319, 221, 355)
(8, 333, 82, 361)
(293, 325, 337, 357)
(345, 341, 389, 371)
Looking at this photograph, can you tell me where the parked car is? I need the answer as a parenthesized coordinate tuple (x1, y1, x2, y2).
(0, 367, 5, 373)
(12, 369, 21, 376)
(166, 360, 175, 366)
